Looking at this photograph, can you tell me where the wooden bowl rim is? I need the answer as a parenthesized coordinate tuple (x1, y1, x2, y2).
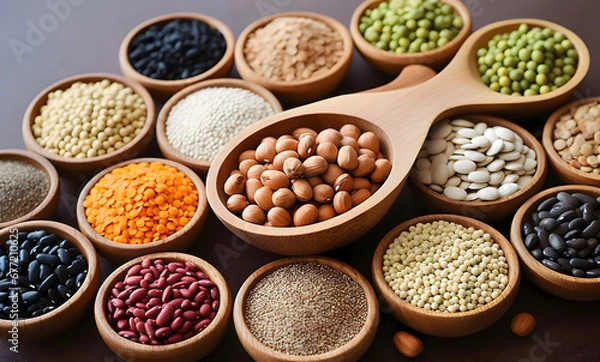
(75, 157, 208, 253)
(118, 12, 236, 90)
(234, 11, 354, 88)
(0, 220, 100, 331)
(0, 149, 60, 229)
(22, 72, 156, 169)
(94, 252, 232, 355)
(233, 255, 379, 361)
(408, 114, 548, 207)
(349, 0, 472, 65)
(372, 214, 520, 321)
(510, 184, 600, 286)
(156, 78, 283, 176)
(542, 96, 600, 182)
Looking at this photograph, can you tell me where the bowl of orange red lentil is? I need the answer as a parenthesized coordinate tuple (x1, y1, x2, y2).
(75, 158, 208, 263)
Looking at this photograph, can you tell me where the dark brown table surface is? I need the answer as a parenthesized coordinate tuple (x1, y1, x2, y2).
(1, 1, 599, 361)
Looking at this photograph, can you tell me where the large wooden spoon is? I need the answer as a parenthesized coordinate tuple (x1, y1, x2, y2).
(206, 19, 589, 255)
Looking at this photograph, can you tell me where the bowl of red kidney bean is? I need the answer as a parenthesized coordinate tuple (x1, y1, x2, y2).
(510, 184, 600, 301)
(0, 220, 100, 341)
(119, 12, 235, 98)
(94, 252, 232, 362)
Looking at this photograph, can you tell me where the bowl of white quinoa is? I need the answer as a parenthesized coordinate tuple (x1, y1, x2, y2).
(156, 78, 282, 177)
(372, 214, 520, 337)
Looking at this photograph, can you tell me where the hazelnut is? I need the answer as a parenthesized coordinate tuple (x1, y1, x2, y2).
(245, 178, 262, 203)
(291, 179, 313, 202)
(283, 157, 304, 179)
(267, 207, 292, 227)
(298, 134, 317, 159)
(358, 131, 380, 153)
(273, 150, 299, 170)
(351, 188, 371, 206)
(254, 186, 274, 211)
(260, 170, 290, 190)
(317, 204, 337, 221)
(340, 136, 360, 153)
(337, 145, 359, 170)
(339, 123, 361, 140)
(510, 312, 535, 337)
(393, 331, 423, 358)
(306, 175, 324, 187)
(261, 136, 277, 146)
(370, 158, 391, 183)
(352, 177, 372, 190)
(303, 155, 328, 177)
(272, 188, 296, 209)
(292, 127, 317, 140)
(255, 142, 277, 163)
(316, 128, 343, 146)
(333, 173, 354, 192)
(242, 204, 266, 225)
(224, 173, 246, 196)
(316, 142, 338, 163)
(333, 191, 352, 214)
(321, 163, 344, 185)
(238, 149, 256, 163)
(247, 164, 268, 180)
(276, 137, 299, 153)
(313, 184, 334, 204)
(352, 154, 376, 177)
(293, 203, 318, 226)
(226, 194, 248, 214)
(239, 158, 259, 176)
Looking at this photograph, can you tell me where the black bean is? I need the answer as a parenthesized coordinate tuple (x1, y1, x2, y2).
(525, 233, 539, 249)
(28, 260, 40, 284)
(557, 192, 579, 206)
(75, 272, 87, 288)
(563, 247, 579, 258)
(564, 229, 581, 240)
(26, 298, 51, 314)
(577, 244, 595, 258)
(27, 230, 48, 241)
(557, 258, 572, 271)
(17, 231, 29, 243)
(550, 203, 570, 217)
(29, 244, 43, 257)
(0, 255, 7, 275)
(582, 203, 596, 223)
(18, 248, 29, 266)
(568, 218, 586, 230)
(67, 247, 80, 257)
(0, 279, 12, 291)
(67, 259, 86, 276)
(47, 288, 63, 305)
(572, 192, 598, 206)
(538, 211, 552, 219)
(39, 263, 52, 281)
(65, 277, 75, 291)
(0, 292, 7, 301)
(57, 285, 71, 300)
(57, 248, 72, 265)
(532, 212, 541, 224)
(542, 259, 562, 272)
(36, 253, 60, 266)
(557, 210, 577, 223)
(572, 268, 586, 278)
(20, 239, 34, 253)
(543, 247, 559, 260)
(595, 244, 600, 257)
(548, 233, 566, 252)
(570, 258, 595, 270)
(537, 229, 550, 248)
(39, 274, 58, 293)
(39, 234, 58, 246)
(59, 239, 72, 249)
(586, 268, 600, 278)
(582, 220, 600, 238)
(566, 238, 588, 249)
(530, 248, 544, 261)
(54, 264, 68, 284)
(554, 223, 569, 237)
(17, 275, 32, 288)
(21, 290, 41, 304)
(523, 222, 534, 236)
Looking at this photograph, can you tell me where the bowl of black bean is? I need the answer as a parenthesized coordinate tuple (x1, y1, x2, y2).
(0, 220, 100, 341)
(510, 185, 600, 301)
(119, 13, 235, 98)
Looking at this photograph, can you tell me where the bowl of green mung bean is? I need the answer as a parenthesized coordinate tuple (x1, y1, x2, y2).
(351, 0, 472, 74)
(372, 214, 520, 337)
(234, 256, 379, 362)
(0, 149, 60, 230)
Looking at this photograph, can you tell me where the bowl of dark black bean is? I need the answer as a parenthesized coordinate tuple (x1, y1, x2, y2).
(511, 185, 600, 301)
(119, 13, 235, 97)
(0, 149, 60, 230)
(0, 220, 100, 341)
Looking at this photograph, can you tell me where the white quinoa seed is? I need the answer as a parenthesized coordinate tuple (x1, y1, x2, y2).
(244, 262, 367, 356)
(165, 86, 276, 162)
(382, 220, 509, 313)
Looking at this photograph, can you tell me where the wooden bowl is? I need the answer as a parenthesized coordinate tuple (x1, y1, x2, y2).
(22, 73, 156, 175)
(234, 11, 353, 106)
(233, 256, 379, 362)
(350, 0, 472, 75)
(94, 252, 232, 362)
(0, 220, 100, 341)
(510, 185, 600, 301)
(542, 97, 600, 186)
(408, 114, 547, 222)
(372, 214, 520, 337)
(119, 13, 235, 98)
(156, 78, 283, 178)
(0, 149, 60, 230)
(76, 158, 208, 264)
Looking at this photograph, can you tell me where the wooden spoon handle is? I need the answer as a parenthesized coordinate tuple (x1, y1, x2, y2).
(364, 65, 437, 93)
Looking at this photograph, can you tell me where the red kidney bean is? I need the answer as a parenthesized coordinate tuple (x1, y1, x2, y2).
(176, 267, 190, 275)
(181, 299, 192, 310)
(139, 335, 150, 344)
(162, 285, 173, 303)
(198, 279, 214, 288)
(167, 297, 184, 309)
(107, 301, 115, 314)
(155, 326, 173, 339)
(196, 271, 208, 279)
(113, 308, 126, 320)
(128, 288, 147, 304)
(111, 288, 120, 298)
(157, 304, 175, 327)
(210, 286, 219, 300)
(194, 290, 207, 304)
(147, 297, 161, 308)
(126, 275, 143, 285)
(180, 288, 193, 299)
(115, 281, 125, 290)
(132, 308, 145, 319)
(135, 302, 147, 309)
(194, 319, 211, 332)
(167, 333, 184, 344)
(212, 300, 219, 312)
(172, 281, 190, 289)
(173, 290, 182, 299)
(145, 320, 156, 339)
(117, 319, 129, 330)
(167, 272, 183, 284)
(170, 316, 184, 331)
(184, 261, 197, 272)
(156, 277, 167, 290)
(129, 317, 136, 332)
(117, 289, 132, 300)
(119, 330, 138, 339)
(126, 264, 143, 277)
(140, 280, 150, 290)
(200, 303, 212, 317)
(148, 289, 162, 298)
(181, 276, 197, 284)
(145, 305, 161, 319)
(182, 310, 198, 321)
(143, 273, 154, 283)
(111, 298, 125, 309)
(209, 311, 216, 321)
(136, 321, 146, 335)
(141, 258, 152, 268)
(149, 266, 159, 279)
(179, 321, 193, 334)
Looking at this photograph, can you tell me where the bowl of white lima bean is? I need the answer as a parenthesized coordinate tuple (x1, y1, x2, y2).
(408, 114, 547, 222)
(372, 214, 521, 337)
(22, 73, 156, 174)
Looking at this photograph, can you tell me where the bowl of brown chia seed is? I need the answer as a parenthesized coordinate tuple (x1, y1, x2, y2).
(233, 256, 379, 362)
(0, 149, 60, 229)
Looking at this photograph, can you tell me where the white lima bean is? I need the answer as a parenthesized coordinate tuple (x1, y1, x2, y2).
(411, 118, 538, 201)
(382, 220, 509, 312)
(166, 87, 276, 162)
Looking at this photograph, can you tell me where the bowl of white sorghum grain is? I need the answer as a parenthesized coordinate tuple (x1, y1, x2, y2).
(510, 185, 600, 301)
(408, 114, 547, 222)
(156, 78, 282, 177)
(372, 214, 520, 337)
(94, 252, 232, 362)
(0, 149, 60, 230)
(542, 97, 600, 186)
(350, 0, 472, 75)
(22, 73, 156, 174)
(234, 256, 379, 362)
(0, 220, 100, 341)
(234, 11, 353, 106)
(119, 13, 235, 98)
